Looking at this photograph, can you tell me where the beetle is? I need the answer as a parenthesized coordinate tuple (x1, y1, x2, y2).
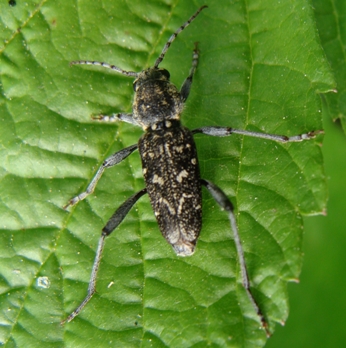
(61, 6, 322, 335)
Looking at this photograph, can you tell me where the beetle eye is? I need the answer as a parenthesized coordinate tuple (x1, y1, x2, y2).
(161, 69, 170, 79)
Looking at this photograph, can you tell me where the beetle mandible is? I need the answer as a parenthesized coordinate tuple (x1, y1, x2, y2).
(61, 6, 322, 334)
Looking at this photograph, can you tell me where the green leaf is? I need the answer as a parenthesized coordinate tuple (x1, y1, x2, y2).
(0, 1, 333, 347)
(312, 0, 346, 132)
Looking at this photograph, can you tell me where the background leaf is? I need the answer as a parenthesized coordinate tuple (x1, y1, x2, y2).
(312, 0, 346, 133)
(0, 0, 333, 347)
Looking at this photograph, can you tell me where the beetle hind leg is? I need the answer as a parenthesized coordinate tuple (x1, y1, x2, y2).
(61, 188, 147, 324)
(201, 179, 270, 336)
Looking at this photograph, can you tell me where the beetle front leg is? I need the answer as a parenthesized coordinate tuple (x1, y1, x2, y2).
(92, 113, 141, 127)
(64, 144, 138, 209)
(180, 42, 199, 102)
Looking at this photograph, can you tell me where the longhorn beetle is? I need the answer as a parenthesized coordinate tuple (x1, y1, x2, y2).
(61, 6, 322, 334)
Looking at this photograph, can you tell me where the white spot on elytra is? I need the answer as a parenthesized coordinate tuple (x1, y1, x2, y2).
(160, 198, 176, 215)
(153, 174, 164, 185)
(176, 194, 192, 215)
(175, 145, 184, 153)
(176, 170, 188, 183)
(164, 143, 172, 157)
(178, 196, 185, 214)
(191, 158, 196, 165)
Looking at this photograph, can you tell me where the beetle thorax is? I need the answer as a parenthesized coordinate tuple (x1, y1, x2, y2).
(132, 68, 183, 130)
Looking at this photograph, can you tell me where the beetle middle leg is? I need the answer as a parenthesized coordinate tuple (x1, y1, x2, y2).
(192, 126, 323, 142)
(64, 144, 138, 209)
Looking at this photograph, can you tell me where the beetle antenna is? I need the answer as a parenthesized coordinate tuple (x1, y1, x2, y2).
(154, 5, 207, 68)
(70, 60, 139, 77)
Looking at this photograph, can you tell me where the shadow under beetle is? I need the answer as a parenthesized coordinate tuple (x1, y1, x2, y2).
(62, 6, 322, 335)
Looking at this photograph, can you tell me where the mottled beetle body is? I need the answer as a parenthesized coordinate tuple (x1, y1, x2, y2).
(62, 5, 323, 336)
(139, 121, 201, 256)
(132, 67, 202, 256)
